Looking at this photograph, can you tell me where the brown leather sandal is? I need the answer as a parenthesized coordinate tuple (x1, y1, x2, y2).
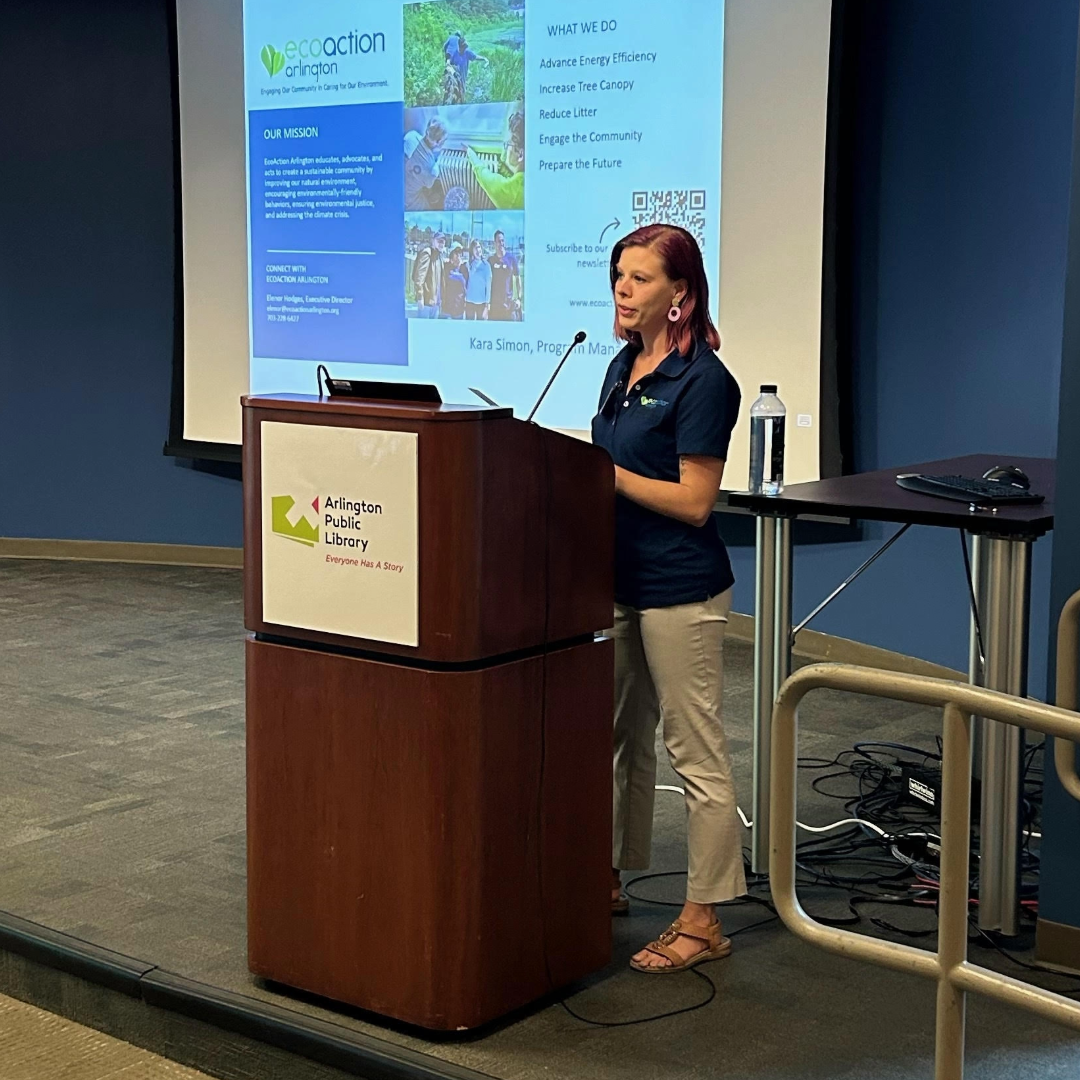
(629, 918, 732, 974)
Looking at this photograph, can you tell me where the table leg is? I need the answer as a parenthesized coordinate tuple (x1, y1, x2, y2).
(968, 534, 985, 777)
(971, 534, 1030, 936)
(1001, 539, 1031, 927)
(752, 516, 777, 875)
(751, 515, 793, 876)
(774, 517, 793, 699)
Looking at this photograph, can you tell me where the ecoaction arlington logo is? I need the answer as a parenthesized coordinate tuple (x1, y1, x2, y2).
(271, 495, 381, 552)
(260, 28, 387, 80)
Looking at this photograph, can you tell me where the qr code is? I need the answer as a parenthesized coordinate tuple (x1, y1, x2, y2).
(631, 190, 707, 246)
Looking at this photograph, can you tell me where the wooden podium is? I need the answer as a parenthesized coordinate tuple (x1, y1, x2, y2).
(242, 393, 615, 1031)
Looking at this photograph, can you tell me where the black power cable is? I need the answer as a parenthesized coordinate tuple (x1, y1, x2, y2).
(560, 968, 718, 1028)
(559, 878, 779, 1027)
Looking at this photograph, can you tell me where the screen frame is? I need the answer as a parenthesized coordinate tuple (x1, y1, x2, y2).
(165, 0, 854, 472)
(164, 0, 246, 462)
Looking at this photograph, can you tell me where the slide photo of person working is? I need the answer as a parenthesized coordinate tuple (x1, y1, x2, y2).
(405, 212, 523, 321)
(404, 0, 524, 108)
(404, 103, 524, 211)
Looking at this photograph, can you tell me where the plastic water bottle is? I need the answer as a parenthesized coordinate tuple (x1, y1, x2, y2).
(749, 384, 786, 496)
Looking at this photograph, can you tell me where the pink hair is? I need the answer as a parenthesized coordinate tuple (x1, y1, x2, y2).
(609, 224, 721, 357)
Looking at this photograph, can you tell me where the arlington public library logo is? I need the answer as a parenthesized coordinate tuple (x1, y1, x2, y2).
(271, 495, 320, 547)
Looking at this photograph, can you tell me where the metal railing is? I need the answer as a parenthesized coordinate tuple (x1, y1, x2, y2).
(1055, 588, 1080, 801)
(770, 662, 1080, 1080)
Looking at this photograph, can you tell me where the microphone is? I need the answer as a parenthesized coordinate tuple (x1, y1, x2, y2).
(526, 331, 587, 423)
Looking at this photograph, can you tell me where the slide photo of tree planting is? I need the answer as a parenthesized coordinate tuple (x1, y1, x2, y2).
(404, 0, 525, 108)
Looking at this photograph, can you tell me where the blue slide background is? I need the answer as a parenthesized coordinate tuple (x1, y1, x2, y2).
(243, 1, 723, 429)
(249, 101, 406, 364)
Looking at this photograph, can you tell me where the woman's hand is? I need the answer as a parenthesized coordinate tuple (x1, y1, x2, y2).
(614, 455, 726, 527)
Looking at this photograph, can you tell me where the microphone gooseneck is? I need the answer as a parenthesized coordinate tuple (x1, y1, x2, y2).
(526, 331, 587, 423)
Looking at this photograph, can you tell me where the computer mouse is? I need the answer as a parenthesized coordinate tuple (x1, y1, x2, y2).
(982, 464, 1031, 490)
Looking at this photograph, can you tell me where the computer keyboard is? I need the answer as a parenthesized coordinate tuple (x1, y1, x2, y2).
(895, 473, 1045, 506)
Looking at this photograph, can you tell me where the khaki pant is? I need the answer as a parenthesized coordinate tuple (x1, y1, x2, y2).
(611, 588, 747, 904)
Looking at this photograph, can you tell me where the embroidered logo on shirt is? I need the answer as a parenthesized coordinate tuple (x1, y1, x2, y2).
(639, 395, 669, 408)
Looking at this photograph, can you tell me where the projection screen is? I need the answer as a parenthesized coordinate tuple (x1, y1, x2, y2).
(170, 0, 835, 489)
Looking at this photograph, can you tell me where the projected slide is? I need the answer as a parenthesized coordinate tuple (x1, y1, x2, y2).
(243, 0, 723, 430)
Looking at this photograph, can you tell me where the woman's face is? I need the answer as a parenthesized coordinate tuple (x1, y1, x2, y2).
(471, 242, 483, 260)
(613, 244, 684, 339)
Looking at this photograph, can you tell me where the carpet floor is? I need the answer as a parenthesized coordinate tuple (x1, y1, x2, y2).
(1, 559, 1078, 1079)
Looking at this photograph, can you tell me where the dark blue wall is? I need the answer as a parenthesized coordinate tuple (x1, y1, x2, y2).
(1038, 1, 1080, 931)
(0, 0, 242, 547)
(725, 0, 1078, 698)
(1, 0, 1076, 689)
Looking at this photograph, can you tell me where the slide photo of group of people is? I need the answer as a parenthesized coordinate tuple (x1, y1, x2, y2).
(405, 212, 523, 321)
(403, 0, 525, 319)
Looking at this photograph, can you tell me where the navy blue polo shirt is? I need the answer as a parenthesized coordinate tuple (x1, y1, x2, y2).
(591, 338, 741, 610)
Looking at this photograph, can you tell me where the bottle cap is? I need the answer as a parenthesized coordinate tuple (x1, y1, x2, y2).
(760, 383, 778, 394)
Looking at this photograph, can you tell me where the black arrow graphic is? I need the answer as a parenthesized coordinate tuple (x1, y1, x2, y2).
(598, 217, 620, 245)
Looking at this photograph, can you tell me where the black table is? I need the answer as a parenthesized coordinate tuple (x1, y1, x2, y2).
(728, 454, 1055, 936)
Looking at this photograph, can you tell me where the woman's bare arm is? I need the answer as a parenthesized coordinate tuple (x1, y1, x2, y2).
(614, 455, 725, 527)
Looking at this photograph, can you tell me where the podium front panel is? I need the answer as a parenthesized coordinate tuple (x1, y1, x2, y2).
(243, 395, 614, 663)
